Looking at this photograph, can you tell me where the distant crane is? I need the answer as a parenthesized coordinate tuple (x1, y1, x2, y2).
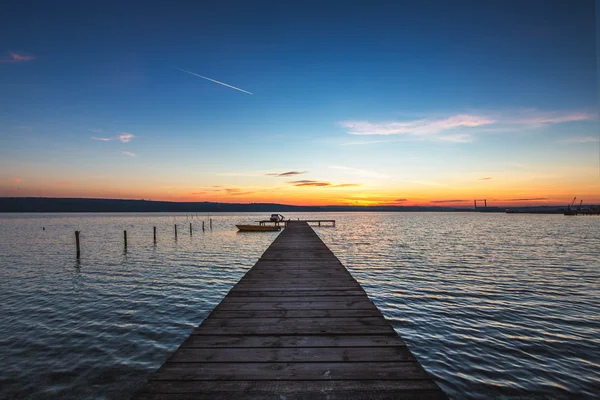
(565, 196, 577, 215)
(577, 200, 583, 211)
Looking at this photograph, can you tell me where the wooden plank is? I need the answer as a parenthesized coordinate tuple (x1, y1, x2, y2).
(193, 317, 396, 335)
(228, 290, 364, 297)
(214, 300, 378, 310)
(151, 362, 429, 380)
(219, 297, 370, 304)
(168, 347, 415, 362)
(205, 309, 382, 318)
(180, 334, 406, 348)
(137, 380, 441, 395)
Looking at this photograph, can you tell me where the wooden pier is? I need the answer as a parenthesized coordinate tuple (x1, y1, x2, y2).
(134, 221, 446, 399)
(257, 219, 336, 227)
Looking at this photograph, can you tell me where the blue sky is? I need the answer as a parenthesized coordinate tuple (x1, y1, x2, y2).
(1, 1, 598, 205)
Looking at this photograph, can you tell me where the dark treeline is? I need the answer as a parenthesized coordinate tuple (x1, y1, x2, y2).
(0, 197, 574, 213)
(0, 197, 497, 213)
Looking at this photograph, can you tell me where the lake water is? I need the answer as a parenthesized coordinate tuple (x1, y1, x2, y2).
(0, 212, 598, 399)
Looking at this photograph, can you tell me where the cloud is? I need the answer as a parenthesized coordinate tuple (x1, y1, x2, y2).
(122, 151, 136, 157)
(394, 198, 408, 202)
(341, 114, 494, 137)
(119, 133, 135, 142)
(557, 136, 600, 144)
(289, 180, 332, 187)
(287, 180, 359, 188)
(332, 183, 361, 187)
(431, 199, 469, 203)
(508, 198, 549, 201)
(91, 136, 112, 141)
(0, 51, 35, 64)
(90, 128, 104, 133)
(479, 177, 492, 180)
(265, 171, 307, 177)
(330, 165, 388, 179)
(229, 191, 256, 196)
(12, 178, 22, 183)
(516, 110, 595, 127)
(340, 109, 596, 143)
(55, 181, 72, 186)
(190, 192, 207, 195)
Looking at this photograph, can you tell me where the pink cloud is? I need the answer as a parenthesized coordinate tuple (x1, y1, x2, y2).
(12, 178, 22, 183)
(91, 136, 112, 141)
(119, 133, 134, 142)
(0, 51, 35, 64)
(341, 114, 495, 136)
(516, 110, 595, 126)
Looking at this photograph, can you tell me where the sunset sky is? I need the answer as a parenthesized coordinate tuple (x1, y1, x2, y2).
(1, 1, 598, 207)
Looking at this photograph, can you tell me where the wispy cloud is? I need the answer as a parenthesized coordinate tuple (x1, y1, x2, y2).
(431, 199, 469, 203)
(12, 177, 22, 183)
(91, 136, 112, 141)
(289, 180, 332, 187)
(175, 67, 253, 95)
(515, 110, 595, 127)
(288, 180, 359, 188)
(0, 51, 35, 64)
(90, 128, 104, 133)
(479, 177, 492, 180)
(557, 136, 600, 144)
(341, 114, 494, 137)
(190, 192, 207, 195)
(330, 165, 388, 179)
(332, 183, 361, 187)
(508, 197, 549, 201)
(340, 109, 596, 143)
(122, 151, 136, 157)
(265, 171, 307, 177)
(119, 133, 135, 143)
(394, 198, 408, 202)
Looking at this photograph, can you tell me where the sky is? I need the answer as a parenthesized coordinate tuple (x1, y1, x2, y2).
(1, 0, 599, 207)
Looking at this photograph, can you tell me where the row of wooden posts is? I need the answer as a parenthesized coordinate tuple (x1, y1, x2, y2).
(75, 219, 213, 258)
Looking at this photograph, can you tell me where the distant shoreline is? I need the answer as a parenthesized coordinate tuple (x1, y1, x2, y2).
(0, 197, 574, 214)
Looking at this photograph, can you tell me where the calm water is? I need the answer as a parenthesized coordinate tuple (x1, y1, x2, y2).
(0, 212, 599, 399)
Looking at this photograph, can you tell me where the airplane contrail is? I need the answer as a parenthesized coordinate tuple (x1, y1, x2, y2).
(174, 67, 253, 95)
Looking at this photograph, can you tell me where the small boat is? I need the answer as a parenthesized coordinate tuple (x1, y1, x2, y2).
(236, 225, 281, 232)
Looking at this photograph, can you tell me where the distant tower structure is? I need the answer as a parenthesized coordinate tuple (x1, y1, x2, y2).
(474, 199, 488, 209)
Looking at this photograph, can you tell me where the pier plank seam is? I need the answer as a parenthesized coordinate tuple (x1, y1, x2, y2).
(134, 221, 447, 399)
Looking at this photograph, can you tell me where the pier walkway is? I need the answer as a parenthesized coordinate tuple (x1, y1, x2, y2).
(134, 221, 446, 399)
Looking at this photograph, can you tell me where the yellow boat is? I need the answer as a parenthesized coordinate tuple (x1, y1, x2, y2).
(236, 225, 281, 232)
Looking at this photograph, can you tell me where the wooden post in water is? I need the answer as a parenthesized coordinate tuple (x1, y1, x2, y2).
(210, 218, 213, 230)
(190, 223, 193, 236)
(153, 226, 157, 243)
(202, 221, 205, 231)
(174, 224, 178, 239)
(124, 230, 128, 249)
(75, 231, 81, 258)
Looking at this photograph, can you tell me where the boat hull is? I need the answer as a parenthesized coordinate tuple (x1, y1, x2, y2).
(236, 225, 281, 232)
